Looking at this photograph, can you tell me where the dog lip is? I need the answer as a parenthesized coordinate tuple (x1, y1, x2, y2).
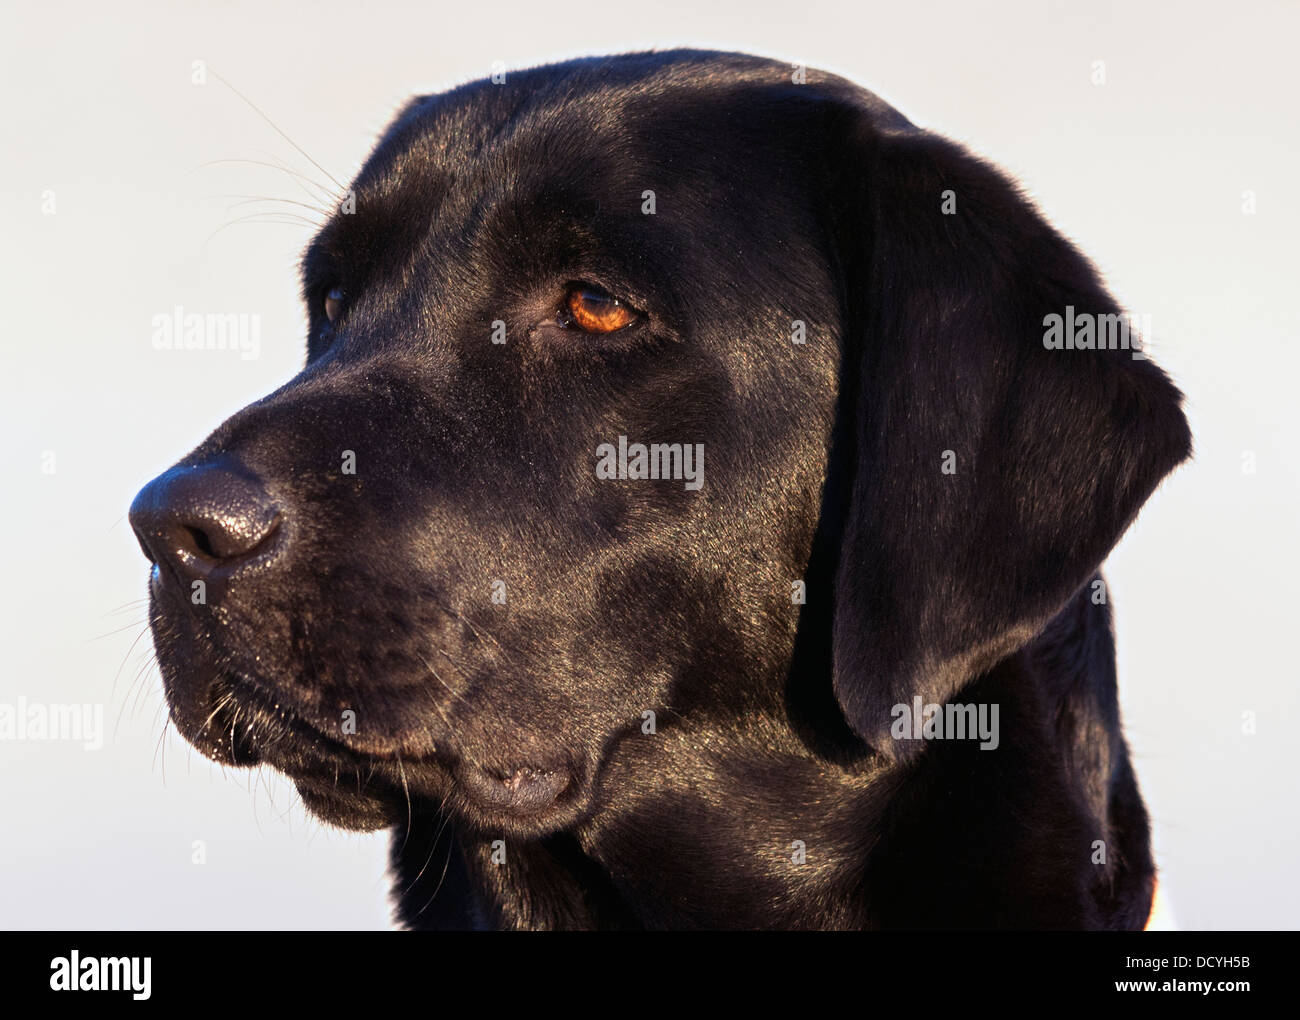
(193, 672, 371, 769)
(188, 709, 263, 767)
(179, 673, 579, 817)
(172, 667, 445, 776)
(457, 761, 572, 814)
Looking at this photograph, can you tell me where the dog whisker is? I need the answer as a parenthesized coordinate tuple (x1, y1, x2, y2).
(207, 68, 344, 193)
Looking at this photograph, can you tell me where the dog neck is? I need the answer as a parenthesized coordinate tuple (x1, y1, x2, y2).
(389, 583, 1154, 929)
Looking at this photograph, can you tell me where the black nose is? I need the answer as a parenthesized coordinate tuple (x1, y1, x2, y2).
(129, 461, 282, 579)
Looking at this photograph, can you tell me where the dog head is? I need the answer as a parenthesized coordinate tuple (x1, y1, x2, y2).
(130, 51, 1189, 838)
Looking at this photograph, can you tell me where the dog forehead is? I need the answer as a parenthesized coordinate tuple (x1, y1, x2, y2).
(356, 50, 832, 195)
(335, 85, 643, 251)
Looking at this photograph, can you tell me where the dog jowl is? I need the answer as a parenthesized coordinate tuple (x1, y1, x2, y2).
(130, 50, 1190, 930)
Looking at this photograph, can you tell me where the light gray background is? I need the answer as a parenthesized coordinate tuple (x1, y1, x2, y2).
(2, 0, 1295, 930)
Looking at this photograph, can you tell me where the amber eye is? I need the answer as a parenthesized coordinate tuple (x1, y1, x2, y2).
(324, 286, 345, 324)
(560, 285, 639, 333)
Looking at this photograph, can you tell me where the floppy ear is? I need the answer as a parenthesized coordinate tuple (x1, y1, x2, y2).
(827, 110, 1191, 759)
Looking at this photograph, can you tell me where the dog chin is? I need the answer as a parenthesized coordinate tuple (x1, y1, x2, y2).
(293, 779, 397, 832)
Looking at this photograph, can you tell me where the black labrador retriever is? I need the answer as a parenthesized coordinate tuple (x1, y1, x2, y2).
(130, 50, 1190, 929)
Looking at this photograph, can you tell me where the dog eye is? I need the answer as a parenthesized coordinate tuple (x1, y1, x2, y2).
(324, 287, 345, 324)
(559, 285, 639, 333)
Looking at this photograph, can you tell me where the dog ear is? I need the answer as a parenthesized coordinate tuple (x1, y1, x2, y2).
(825, 107, 1191, 759)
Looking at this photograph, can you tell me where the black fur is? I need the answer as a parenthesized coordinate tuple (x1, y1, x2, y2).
(129, 50, 1190, 929)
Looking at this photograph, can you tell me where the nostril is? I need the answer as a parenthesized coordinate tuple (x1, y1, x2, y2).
(129, 460, 283, 579)
(185, 525, 217, 560)
(173, 514, 280, 565)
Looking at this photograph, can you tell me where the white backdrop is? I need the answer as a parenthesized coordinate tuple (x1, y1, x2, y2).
(1, 0, 1295, 929)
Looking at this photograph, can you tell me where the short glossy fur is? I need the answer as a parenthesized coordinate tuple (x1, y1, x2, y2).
(130, 50, 1190, 929)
